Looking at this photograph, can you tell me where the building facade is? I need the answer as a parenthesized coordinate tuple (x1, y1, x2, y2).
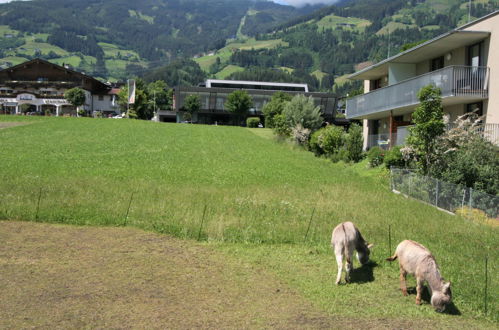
(0, 58, 120, 116)
(160, 79, 337, 125)
(346, 11, 499, 149)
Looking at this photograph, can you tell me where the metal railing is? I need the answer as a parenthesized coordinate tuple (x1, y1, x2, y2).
(347, 66, 489, 119)
(391, 168, 498, 219)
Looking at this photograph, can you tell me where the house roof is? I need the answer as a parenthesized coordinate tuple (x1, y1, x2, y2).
(0, 58, 110, 92)
(348, 10, 499, 81)
(204, 79, 309, 92)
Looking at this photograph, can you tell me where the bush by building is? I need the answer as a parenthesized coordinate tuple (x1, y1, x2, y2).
(367, 146, 385, 167)
(246, 117, 260, 128)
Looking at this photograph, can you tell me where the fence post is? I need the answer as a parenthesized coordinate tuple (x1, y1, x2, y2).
(435, 179, 439, 207)
(468, 187, 473, 215)
(197, 204, 207, 241)
(304, 207, 316, 242)
(484, 256, 488, 315)
(408, 174, 412, 196)
(35, 187, 43, 221)
(461, 188, 466, 210)
(388, 224, 392, 257)
(123, 192, 134, 226)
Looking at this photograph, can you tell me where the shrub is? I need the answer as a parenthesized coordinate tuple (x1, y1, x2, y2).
(262, 92, 291, 128)
(344, 123, 363, 162)
(321, 125, 345, 156)
(309, 128, 325, 156)
(367, 146, 385, 167)
(330, 148, 349, 163)
(246, 117, 260, 128)
(291, 124, 311, 145)
(429, 113, 499, 195)
(272, 113, 291, 137)
(283, 94, 323, 131)
(384, 145, 405, 168)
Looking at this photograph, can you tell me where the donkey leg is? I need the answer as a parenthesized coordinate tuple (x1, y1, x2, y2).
(345, 250, 353, 283)
(399, 267, 408, 296)
(415, 277, 424, 305)
(335, 253, 343, 285)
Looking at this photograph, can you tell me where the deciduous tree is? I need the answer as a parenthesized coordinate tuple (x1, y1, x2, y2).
(407, 85, 445, 173)
(225, 90, 253, 126)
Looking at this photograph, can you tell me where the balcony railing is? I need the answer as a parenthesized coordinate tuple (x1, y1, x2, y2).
(347, 66, 489, 119)
(367, 123, 499, 150)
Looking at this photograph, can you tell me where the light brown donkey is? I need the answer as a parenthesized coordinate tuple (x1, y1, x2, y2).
(331, 222, 373, 285)
(387, 240, 452, 312)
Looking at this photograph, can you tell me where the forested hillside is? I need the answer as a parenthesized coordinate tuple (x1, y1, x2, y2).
(0, 0, 314, 80)
(0, 0, 498, 92)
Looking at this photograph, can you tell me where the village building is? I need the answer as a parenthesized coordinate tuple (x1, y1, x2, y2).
(0, 58, 120, 116)
(346, 11, 499, 149)
(159, 79, 338, 125)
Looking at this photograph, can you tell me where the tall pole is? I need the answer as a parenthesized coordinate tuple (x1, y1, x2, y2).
(387, 28, 391, 58)
(468, 0, 472, 22)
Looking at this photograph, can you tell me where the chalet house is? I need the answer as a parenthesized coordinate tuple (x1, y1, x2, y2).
(162, 79, 338, 125)
(0, 58, 120, 116)
(346, 11, 499, 149)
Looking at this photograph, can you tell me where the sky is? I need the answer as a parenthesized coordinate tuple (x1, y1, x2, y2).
(0, 0, 342, 8)
(0, 0, 341, 6)
(272, 0, 340, 6)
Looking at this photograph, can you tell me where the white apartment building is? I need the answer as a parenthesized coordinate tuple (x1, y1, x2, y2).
(346, 11, 499, 149)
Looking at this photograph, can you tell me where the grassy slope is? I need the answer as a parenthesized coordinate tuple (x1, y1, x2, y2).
(313, 14, 371, 32)
(195, 38, 288, 72)
(215, 64, 245, 79)
(0, 116, 497, 326)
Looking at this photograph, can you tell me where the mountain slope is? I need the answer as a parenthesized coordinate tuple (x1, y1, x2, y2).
(194, 0, 498, 94)
(0, 0, 317, 80)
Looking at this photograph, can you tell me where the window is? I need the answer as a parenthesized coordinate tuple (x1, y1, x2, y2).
(370, 78, 382, 91)
(467, 42, 483, 67)
(430, 56, 444, 71)
(98, 95, 104, 101)
(466, 102, 483, 116)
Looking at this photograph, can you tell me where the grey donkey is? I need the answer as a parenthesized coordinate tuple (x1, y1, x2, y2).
(331, 222, 373, 285)
(387, 240, 452, 312)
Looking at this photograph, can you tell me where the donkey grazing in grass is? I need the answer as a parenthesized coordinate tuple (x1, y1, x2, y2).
(331, 222, 373, 285)
(387, 240, 452, 312)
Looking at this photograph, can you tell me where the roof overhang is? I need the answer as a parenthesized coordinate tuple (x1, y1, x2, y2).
(349, 30, 490, 81)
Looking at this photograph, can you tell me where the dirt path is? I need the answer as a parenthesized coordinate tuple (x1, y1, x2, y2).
(0, 221, 344, 329)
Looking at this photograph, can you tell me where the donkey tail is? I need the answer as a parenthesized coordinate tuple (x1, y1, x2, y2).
(386, 254, 398, 262)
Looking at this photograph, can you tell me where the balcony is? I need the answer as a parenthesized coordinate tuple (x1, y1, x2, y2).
(347, 66, 489, 119)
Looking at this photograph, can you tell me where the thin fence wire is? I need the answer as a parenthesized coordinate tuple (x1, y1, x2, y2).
(391, 168, 499, 219)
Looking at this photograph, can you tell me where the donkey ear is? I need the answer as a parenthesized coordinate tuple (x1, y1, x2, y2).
(367, 243, 374, 249)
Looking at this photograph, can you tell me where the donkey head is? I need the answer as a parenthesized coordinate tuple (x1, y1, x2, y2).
(357, 243, 374, 265)
(431, 281, 452, 312)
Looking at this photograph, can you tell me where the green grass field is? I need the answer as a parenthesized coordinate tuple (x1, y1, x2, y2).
(314, 14, 371, 32)
(195, 38, 288, 72)
(214, 64, 245, 79)
(0, 116, 497, 327)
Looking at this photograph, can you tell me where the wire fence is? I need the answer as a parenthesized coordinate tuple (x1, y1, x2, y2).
(391, 168, 499, 219)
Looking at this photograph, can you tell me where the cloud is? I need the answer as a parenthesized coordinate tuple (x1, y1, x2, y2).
(271, 0, 340, 7)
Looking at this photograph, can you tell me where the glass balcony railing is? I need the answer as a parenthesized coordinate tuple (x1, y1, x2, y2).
(347, 66, 489, 119)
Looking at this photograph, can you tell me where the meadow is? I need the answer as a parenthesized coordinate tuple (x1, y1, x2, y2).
(0, 116, 497, 327)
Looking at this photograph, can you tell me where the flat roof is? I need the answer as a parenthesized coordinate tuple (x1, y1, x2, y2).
(349, 30, 490, 80)
(175, 85, 332, 97)
(205, 79, 309, 91)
